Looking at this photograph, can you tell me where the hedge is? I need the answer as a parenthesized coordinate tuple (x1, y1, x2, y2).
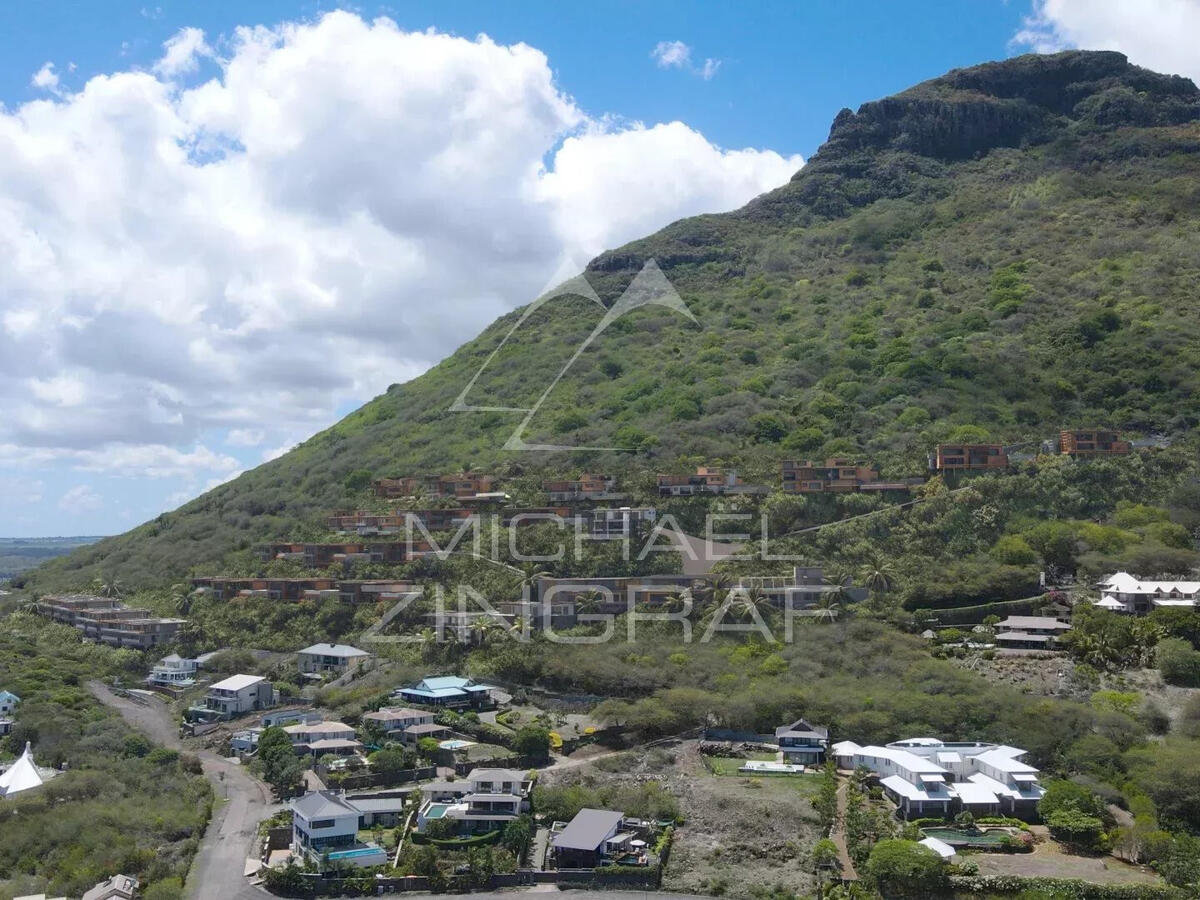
(410, 830, 502, 848)
(951, 874, 1189, 899)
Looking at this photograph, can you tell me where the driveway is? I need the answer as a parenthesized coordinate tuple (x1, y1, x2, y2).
(88, 682, 282, 900)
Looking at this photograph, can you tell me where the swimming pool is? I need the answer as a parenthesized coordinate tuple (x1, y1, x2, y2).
(327, 845, 386, 861)
(425, 802, 450, 819)
(439, 739, 474, 750)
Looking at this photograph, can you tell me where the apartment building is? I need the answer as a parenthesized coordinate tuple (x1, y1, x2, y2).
(191, 577, 415, 605)
(36, 594, 184, 650)
(1059, 429, 1131, 457)
(256, 542, 412, 568)
(930, 444, 1009, 472)
(297, 643, 371, 676)
(589, 507, 658, 539)
(372, 472, 497, 500)
(656, 467, 767, 497)
(544, 474, 625, 502)
(781, 459, 911, 494)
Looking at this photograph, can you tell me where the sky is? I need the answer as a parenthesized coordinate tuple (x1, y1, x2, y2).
(0, 0, 1198, 538)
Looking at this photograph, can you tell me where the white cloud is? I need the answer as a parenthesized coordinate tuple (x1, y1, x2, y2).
(153, 26, 213, 77)
(652, 40, 692, 69)
(0, 12, 800, 528)
(651, 40, 722, 80)
(31, 63, 59, 92)
(1012, 0, 1200, 82)
(59, 484, 102, 513)
(226, 428, 265, 446)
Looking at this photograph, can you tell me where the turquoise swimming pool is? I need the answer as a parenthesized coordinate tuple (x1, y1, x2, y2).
(439, 739, 473, 750)
(328, 845, 385, 860)
(425, 802, 450, 819)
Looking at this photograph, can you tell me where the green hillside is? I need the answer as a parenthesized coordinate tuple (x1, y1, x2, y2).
(26, 50, 1200, 591)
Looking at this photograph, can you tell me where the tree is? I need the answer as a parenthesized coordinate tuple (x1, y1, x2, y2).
(369, 747, 416, 781)
(1157, 637, 1200, 686)
(812, 837, 842, 878)
(1045, 807, 1108, 851)
(254, 726, 306, 798)
(864, 839, 947, 897)
(502, 814, 533, 861)
(512, 725, 551, 758)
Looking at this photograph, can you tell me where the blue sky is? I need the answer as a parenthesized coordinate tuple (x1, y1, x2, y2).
(0, 0, 1193, 538)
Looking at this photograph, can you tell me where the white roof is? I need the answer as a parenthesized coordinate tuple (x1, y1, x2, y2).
(974, 746, 1038, 773)
(0, 742, 45, 796)
(209, 673, 265, 692)
(860, 744, 946, 774)
(950, 780, 1000, 805)
(1099, 571, 1200, 594)
(919, 836, 957, 859)
(831, 740, 861, 756)
(1153, 599, 1197, 607)
(284, 720, 356, 736)
(967, 772, 1044, 801)
(880, 774, 946, 802)
(1094, 596, 1126, 609)
(298, 643, 369, 658)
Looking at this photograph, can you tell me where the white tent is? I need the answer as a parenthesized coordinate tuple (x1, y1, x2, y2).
(918, 836, 957, 859)
(0, 742, 45, 797)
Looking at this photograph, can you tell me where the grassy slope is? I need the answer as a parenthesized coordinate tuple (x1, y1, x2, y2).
(26, 50, 1200, 591)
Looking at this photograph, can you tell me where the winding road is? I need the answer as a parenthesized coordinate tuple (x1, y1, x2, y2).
(88, 682, 281, 900)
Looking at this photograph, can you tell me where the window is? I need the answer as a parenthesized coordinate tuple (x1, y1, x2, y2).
(310, 819, 336, 829)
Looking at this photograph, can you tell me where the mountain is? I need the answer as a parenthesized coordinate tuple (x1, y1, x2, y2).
(26, 50, 1200, 591)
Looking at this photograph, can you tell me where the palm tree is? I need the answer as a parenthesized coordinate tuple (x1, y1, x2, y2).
(813, 592, 841, 623)
(97, 575, 124, 599)
(170, 583, 197, 616)
(859, 555, 895, 597)
(732, 585, 775, 624)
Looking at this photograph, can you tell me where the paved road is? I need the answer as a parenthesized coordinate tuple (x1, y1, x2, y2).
(88, 682, 282, 900)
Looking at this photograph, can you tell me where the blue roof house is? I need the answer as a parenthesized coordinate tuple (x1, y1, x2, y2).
(394, 675, 497, 709)
(0, 691, 20, 716)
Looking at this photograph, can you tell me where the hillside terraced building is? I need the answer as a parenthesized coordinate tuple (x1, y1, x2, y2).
(656, 467, 768, 497)
(372, 472, 497, 500)
(781, 459, 911, 493)
(257, 542, 414, 568)
(1059, 429, 1131, 457)
(930, 444, 1009, 472)
(36, 594, 183, 650)
(544, 474, 625, 502)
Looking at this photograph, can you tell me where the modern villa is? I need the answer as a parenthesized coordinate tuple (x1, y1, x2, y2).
(833, 737, 1044, 819)
(290, 790, 390, 868)
(416, 767, 532, 834)
(775, 718, 830, 765)
(1094, 571, 1200, 614)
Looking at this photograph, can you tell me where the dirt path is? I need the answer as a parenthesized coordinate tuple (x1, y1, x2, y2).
(88, 682, 281, 900)
(830, 782, 860, 881)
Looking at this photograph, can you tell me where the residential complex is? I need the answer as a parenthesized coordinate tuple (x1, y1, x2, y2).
(589, 506, 658, 538)
(416, 767, 532, 835)
(257, 542, 414, 568)
(544, 473, 625, 502)
(296, 642, 371, 676)
(371, 472, 498, 500)
(1094, 571, 1200, 614)
(656, 466, 768, 497)
(35, 594, 184, 649)
(929, 444, 1009, 472)
(191, 576, 415, 605)
(833, 737, 1044, 819)
(781, 459, 911, 494)
(1059, 429, 1131, 457)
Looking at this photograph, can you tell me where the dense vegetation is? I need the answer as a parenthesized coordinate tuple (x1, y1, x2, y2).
(21, 49, 1200, 592)
(0, 615, 211, 899)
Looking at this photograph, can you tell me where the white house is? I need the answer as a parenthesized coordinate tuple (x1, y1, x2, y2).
(297, 643, 371, 676)
(290, 790, 388, 868)
(833, 738, 1043, 819)
(1095, 572, 1200, 614)
(283, 720, 361, 756)
(416, 767, 532, 834)
(0, 691, 19, 716)
(360, 706, 435, 735)
(81, 874, 138, 900)
(147, 653, 199, 687)
(204, 674, 275, 718)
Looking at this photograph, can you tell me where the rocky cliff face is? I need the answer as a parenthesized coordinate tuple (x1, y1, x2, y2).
(814, 51, 1199, 165)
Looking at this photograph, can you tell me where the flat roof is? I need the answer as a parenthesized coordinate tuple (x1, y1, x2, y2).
(208, 674, 265, 692)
